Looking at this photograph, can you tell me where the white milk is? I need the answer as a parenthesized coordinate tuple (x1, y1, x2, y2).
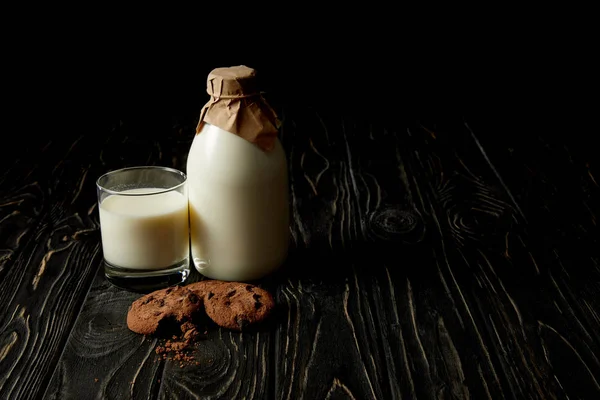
(99, 188, 189, 270)
(187, 123, 289, 281)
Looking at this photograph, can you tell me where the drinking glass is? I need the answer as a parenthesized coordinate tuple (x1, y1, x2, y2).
(96, 166, 190, 292)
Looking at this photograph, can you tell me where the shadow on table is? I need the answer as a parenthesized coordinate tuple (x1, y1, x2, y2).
(265, 208, 433, 291)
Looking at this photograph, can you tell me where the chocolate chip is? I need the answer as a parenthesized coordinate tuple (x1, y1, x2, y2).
(188, 293, 199, 304)
(245, 285, 254, 292)
(141, 296, 154, 305)
(252, 294, 261, 300)
(158, 299, 165, 307)
(207, 292, 214, 300)
(226, 290, 236, 297)
(154, 311, 162, 316)
(224, 300, 231, 307)
(165, 288, 173, 294)
(254, 301, 262, 309)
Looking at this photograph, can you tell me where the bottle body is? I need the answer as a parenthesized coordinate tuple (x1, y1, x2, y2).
(187, 123, 289, 281)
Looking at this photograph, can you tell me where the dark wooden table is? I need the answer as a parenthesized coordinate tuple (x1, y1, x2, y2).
(1, 105, 599, 399)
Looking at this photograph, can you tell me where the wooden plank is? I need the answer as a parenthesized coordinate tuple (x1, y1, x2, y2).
(271, 110, 599, 399)
(460, 121, 600, 399)
(1, 116, 197, 400)
(0, 133, 104, 400)
(25, 109, 600, 399)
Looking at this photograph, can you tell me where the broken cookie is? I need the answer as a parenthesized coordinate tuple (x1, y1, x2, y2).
(126, 285, 202, 335)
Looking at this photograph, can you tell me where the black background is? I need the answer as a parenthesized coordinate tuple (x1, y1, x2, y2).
(5, 11, 596, 156)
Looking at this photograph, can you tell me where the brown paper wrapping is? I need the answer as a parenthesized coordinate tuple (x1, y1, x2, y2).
(195, 65, 280, 152)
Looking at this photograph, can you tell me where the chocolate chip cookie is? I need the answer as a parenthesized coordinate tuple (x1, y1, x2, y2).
(126, 285, 202, 335)
(200, 282, 275, 331)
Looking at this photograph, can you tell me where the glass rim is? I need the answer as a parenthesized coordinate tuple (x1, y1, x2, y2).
(96, 166, 187, 196)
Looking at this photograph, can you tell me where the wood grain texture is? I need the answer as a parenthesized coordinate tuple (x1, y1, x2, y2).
(1, 108, 599, 400)
(0, 133, 103, 400)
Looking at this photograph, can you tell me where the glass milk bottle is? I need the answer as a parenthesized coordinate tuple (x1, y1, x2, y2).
(187, 65, 289, 281)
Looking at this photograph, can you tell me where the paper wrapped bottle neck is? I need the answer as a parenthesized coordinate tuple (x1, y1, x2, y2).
(195, 66, 280, 152)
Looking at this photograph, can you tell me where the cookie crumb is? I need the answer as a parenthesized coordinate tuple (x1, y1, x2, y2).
(154, 320, 202, 366)
(94, 378, 99, 383)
